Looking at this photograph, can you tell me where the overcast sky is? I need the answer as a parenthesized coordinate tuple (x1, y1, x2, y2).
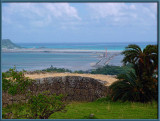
(2, 3, 157, 43)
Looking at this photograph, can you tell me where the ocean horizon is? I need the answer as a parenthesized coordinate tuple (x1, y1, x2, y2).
(2, 42, 157, 72)
(16, 42, 157, 51)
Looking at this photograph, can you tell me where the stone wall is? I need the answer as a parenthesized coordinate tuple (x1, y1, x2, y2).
(2, 76, 109, 107)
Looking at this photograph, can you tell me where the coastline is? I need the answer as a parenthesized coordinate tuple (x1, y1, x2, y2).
(2, 48, 123, 53)
(2, 48, 123, 72)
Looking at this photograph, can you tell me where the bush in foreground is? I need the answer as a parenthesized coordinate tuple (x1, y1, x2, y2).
(2, 68, 67, 119)
(27, 92, 66, 119)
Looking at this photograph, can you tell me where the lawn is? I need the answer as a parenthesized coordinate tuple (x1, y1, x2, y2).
(3, 99, 157, 119)
(50, 101, 157, 119)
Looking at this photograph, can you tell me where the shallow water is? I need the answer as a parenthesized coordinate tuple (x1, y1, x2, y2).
(2, 42, 155, 72)
(2, 52, 124, 72)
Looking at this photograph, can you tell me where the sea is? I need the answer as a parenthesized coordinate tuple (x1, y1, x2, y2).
(1, 42, 156, 72)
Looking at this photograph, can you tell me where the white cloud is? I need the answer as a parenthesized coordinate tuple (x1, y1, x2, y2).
(2, 3, 81, 27)
(87, 3, 127, 18)
(87, 3, 157, 25)
(45, 3, 81, 20)
(2, 3, 157, 29)
(88, 3, 135, 18)
(141, 3, 157, 19)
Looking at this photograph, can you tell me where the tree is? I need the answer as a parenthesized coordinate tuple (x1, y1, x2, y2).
(122, 44, 158, 79)
(110, 71, 155, 102)
(110, 44, 158, 102)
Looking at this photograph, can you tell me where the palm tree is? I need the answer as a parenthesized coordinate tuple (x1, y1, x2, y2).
(110, 44, 158, 102)
(122, 44, 158, 78)
(122, 44, 158, 85)
(110, 71, 154, 102)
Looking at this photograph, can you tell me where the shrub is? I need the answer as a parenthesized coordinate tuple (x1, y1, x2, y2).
(90, 64, 133, 75)
(42, 66, 72, 73)
(27, 92, 66, 119)
(2, 67, 33, 96)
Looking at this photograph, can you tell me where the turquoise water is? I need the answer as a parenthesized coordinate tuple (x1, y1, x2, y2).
(2, 42, 156, 72)
(16, 42, 156, 51)
(2, 53, 100, 72)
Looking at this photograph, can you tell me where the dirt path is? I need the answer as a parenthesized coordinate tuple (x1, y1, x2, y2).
(25, 73, 118, 86)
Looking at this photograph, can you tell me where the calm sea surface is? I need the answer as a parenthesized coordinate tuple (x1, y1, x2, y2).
(2, 42, 156, 72)
(16, 42, 153, 50)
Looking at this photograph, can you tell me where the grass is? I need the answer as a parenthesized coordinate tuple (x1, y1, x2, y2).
(3, 99, 157, 119)
(50, 101, 157, 119)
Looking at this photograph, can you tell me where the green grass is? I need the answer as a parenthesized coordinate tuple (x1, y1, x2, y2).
(3, 100, 157, 119)
(50, 101, 157, 119)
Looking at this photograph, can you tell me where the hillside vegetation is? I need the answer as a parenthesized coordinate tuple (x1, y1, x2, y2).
(28, 64, 133, 76)
(2, 39, 21, 49)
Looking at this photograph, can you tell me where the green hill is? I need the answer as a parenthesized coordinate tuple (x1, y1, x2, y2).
(2, 39, 21, 49)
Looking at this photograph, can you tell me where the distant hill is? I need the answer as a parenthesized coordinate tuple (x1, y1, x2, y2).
(2, 39, 22, 49)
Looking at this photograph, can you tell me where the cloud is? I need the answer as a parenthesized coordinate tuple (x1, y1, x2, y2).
(87, 3, 157, 25)
(45, 3, 81, 20)
(2, 3, 157, 30)
(2, 3, 81, 27)
(141, 3, 157, 19)
(87, 3, 128, 18)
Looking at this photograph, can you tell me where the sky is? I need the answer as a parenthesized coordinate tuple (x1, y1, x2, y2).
(2, 2, 157, 43)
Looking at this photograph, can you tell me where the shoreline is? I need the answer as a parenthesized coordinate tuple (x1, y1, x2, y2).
(2, 48, 123, 53)
(2, 48, 123, 72)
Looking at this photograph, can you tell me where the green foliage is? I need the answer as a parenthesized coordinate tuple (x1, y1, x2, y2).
(42, 65, 72, 73)
(3, 101, 157, 119)
(32, 64, 134, 75)
(2, 39, 22, 49)
(110, 44, 158, 103)
(74, 70, 87, 74)
(2, 67, 33, 96)
(122, 44, 158, 79)
(2, 73, 12, 92)
(2, 92, 66, 119)
(28, 64, 133, 75)
(31, 65, 72, 73)
(3, 67, 67, 119)
(90, 64, 133, 75)
(110, 71, 156, 102)
(27, 92, 66, 119)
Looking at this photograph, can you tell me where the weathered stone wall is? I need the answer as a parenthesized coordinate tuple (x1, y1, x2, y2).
(2, 92, 26, 107)
(31, 76, 109, 101)
(2, 76, 109, 107)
